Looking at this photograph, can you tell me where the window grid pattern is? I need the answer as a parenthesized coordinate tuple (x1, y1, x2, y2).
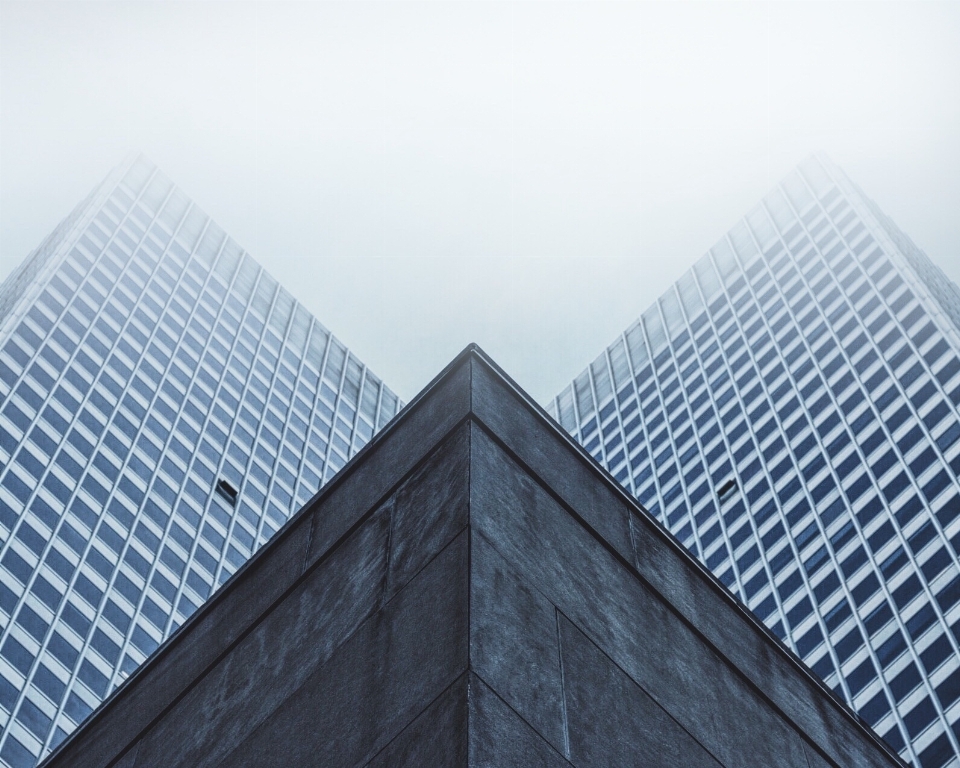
(550, 155, 960, 768)
(0, 156, 401, 766)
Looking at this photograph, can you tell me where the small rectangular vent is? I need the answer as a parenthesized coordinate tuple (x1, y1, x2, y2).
(717, 479, 738, 501)
(216, 479, 238, 507)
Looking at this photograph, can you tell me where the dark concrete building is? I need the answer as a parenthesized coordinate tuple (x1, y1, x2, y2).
(42, 347, 903, 767)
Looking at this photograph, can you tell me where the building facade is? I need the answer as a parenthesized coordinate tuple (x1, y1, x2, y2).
(0, 156, 400, 766)
(44, 347, 903, 768)
(549, 155, 960, 768)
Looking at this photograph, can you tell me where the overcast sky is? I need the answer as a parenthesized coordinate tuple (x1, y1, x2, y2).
(2, 1, 958, 404)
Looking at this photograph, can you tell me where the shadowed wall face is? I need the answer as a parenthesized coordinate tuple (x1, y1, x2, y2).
(42, 354, 902, 768)
(113, 426, 474, 768)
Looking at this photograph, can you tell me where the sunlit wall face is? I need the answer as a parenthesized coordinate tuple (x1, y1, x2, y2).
(0, 155, 399, 766)
(550, 154, 960, 768)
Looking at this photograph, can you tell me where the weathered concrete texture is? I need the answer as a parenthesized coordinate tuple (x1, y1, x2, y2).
(136, 502, 394, 768)
(468, 673, 571, 767)
(42, 348, 903, 768)
(216, 531, 469, 768)
(470, 530, 565, 754)
(558, 614, 722, 768)
(470, 427, 816, 768)
(365, 674, 469, 768)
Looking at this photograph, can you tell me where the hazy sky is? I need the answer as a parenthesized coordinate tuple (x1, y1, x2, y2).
(2, 1, 958, 404)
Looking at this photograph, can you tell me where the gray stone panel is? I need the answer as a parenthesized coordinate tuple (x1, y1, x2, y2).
(213, 530, 469, 768)
(364, 674, 469, 768)
(558, 613, 722, 767)
(386, 423, 471, 600)
(305, 358, 473, 568)
(470, 359, 636, 562)
(469, 424, 815, 768)
(470, 530, 565, 753)
(803, 742, 837, 768)
(132, 504, 393, 768)
(111, 748, 138, 768)
(468, 673, 571, 767)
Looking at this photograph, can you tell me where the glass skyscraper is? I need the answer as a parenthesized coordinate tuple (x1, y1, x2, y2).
(549, 155, 960, 768)
(0, 156, 400, 766)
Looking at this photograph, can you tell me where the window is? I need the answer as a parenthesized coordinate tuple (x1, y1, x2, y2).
(889, 662, 922, 702)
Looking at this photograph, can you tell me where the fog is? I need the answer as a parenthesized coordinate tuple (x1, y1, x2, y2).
(2, 1, 958, 403)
